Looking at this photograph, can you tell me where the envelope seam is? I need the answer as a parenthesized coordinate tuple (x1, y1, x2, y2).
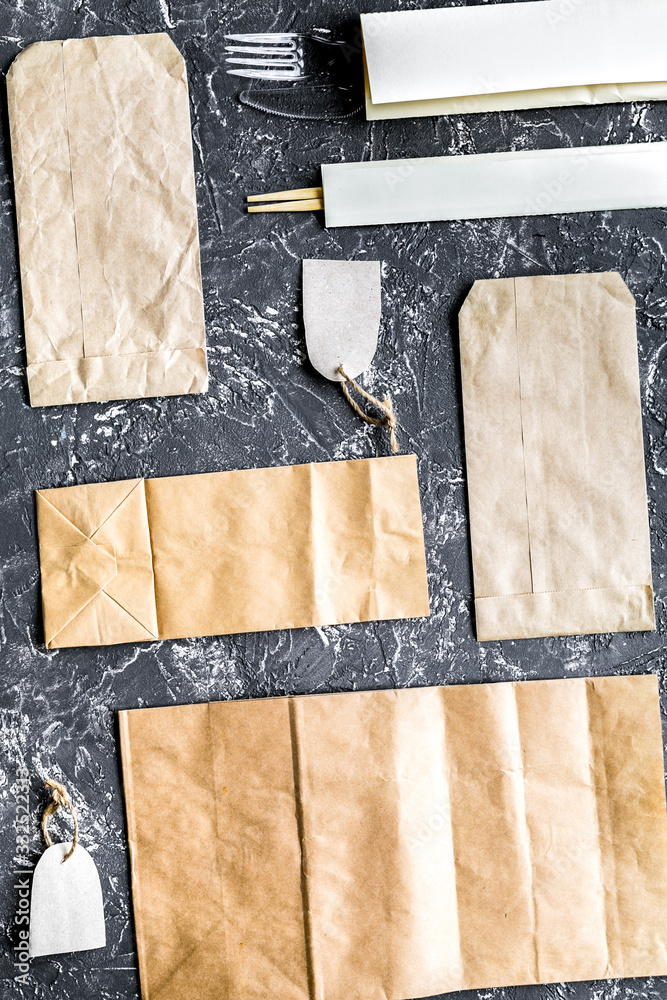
(151, 921, 227, 1000)
(584, 678, 624, 980)
(511, 684, 541, 984)
(118, 715, 151, 998)
(60, 42, 87, 360)
(27, 347, 206, 365)
(46, 581, 109, 649)
(100, 589, 158, 640)
(36, 490, 91, 537)
(475, 584, 651, 599)
(364, 457, 380, 621)
(288, 699, 318, 1000)
(89, 479, 144, 540)
(204, 702, 229, 999)
(142, 480, 161, 643)
(513, 279, 535, 594)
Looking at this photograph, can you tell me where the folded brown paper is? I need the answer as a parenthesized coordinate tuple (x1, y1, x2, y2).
(7, 34, 207, 407)
(119, 674, 667, 1000)
(459, 272, 654, 641)
(36, 456, 429, 648)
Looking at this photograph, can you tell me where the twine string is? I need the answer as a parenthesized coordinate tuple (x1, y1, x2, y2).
(337, 366, 400, 454)
(41, 779, 79, 863)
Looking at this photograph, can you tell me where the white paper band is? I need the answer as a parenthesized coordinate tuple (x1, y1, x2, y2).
(322, 143, 667, 229)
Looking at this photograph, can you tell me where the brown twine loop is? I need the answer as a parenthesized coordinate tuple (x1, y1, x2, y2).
(337, 366, 400, 454)
(41, 779, 79, 863)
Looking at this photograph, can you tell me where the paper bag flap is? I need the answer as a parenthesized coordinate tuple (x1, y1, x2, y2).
(37, 480, 158, 648)
(36, 494, 118, 646)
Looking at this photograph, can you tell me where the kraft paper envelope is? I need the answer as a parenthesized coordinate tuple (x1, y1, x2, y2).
(36, 456, 429, 648)
(119, 674, 667, 1000)
(7, 34, 207, 407)
(459, 272, 654, 642)
(362, 0, 667, 120)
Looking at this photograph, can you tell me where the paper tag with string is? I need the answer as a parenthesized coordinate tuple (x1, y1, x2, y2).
(29, 779, 106, 958)
(303, 259, 400, 453)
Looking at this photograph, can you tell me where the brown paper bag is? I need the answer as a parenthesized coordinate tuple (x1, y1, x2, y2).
(7, 34, 207, 407)
(36, 455, 429, 648)
(459, 272, 654, 641)
(119, 674, 667, 1000)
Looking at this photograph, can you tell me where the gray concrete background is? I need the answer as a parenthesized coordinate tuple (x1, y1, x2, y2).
(2, 0, 667, 998)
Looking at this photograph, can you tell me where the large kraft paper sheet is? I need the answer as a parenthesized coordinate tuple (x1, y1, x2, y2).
(459, 272, 654, 642)
(36, 456, 429, 648)
(361, 0, 667, 120)
(7, 34, 207, 407)
(119, 674, 667, 1000)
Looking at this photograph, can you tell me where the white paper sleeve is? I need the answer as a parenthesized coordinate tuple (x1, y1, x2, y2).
(322, 143, 667, 228)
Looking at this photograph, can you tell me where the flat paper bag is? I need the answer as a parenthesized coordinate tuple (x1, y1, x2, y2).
(119, 674, 667, 1000)
(36, 456, 429, 648)
(362, 0, 667, 120)
(7, 34, 207, 407)
(459, 272, 654, 641)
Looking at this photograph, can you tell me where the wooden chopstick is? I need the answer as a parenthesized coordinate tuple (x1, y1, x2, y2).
(247, 186, 323, 203)
(248, 198, 324, 213)
(246, 186, 324, 213)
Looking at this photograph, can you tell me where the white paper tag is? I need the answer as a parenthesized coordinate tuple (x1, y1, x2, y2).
(29, 843, 106, 958)
(303, 259, 381, 381)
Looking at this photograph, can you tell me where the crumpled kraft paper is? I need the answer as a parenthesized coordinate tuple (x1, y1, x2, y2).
(119, 674, 667, 1000)
(7, 33, 207, 407)
(361, 0, 667, 120)
(459, 272, 654, 641)
(36, 455, 429, 648)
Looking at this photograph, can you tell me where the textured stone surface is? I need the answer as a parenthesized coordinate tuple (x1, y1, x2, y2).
(2, 0, 667, 997)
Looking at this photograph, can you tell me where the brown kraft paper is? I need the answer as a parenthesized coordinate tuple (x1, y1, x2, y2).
(119, 674, 667, 1000)
(36, 455, 429, 648)
(459, 272, 654, 641)
(7, 34, 207, 407)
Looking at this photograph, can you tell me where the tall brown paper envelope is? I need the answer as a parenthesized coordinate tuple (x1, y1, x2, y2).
(119, 674, 667, 1000)
(36, 455, 429, 648)
(459, 272, 655, 641)
(7, 34, 208, 407)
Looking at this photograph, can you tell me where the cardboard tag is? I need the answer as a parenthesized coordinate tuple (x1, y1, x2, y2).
(29, 843, 106, 958)
(303, 259, 381, 381)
